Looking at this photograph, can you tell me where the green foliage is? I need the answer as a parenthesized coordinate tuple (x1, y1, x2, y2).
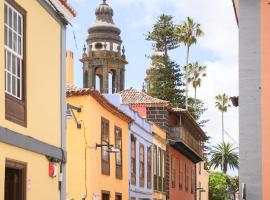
(209, 172, 229, 200)
(186, 62, 207, 96)
(175, 17, 204, 48)
(187, 97, 208, 126)
(209, 142, 239, 174)
(227, 176, 239, 200)
(147, 56, 184, 106)
(209, 172, 239, 200)
(215, 93, 231, 113)
(146, 14, 208, 126)
(146, 14, 179, 56)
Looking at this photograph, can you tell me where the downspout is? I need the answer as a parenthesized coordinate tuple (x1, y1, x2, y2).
(60, 23, 67, 200)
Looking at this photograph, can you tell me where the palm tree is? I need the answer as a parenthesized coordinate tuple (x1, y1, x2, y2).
(215, 93, 231, 142)
(186, 62, 207, 108)
(209, 142, 239, 174)
(176, 17, 204, 109)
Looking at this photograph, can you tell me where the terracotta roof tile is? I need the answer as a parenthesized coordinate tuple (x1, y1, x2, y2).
(120, 87, 169, 105)
(58, 0, 76, 17)
(66, 84, 132, 123)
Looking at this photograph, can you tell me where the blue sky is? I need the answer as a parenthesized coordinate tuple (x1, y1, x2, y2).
(67, 0, 239, 175)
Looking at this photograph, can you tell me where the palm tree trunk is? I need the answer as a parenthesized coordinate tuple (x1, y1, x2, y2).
(194, 87, 197, 111)
(185, 45, 190, 110)
(221, 111, 225, 174)
(222, 111, 224, 142)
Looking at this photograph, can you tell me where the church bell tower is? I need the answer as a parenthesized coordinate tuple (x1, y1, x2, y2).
(81, 0, 127, 93)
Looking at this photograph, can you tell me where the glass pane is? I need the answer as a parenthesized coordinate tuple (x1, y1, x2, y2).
(13, 32, 17, 52)
(8, 28, 12, 49)
(7, 52, 11, 72)
(17, 58, 21, 77)
(17, 78, 21, 98)
(12, 75, 16, 96)
(7, 73, 11, 93)
(18, 36, 21, 55)
(13, 12, 17, 32)
(8, 7, 12, 27)
(18, 16, 21, 35)
(12, 54, 16, 74)
(4, 26, 8, 46)
(4, 4, 7, 24)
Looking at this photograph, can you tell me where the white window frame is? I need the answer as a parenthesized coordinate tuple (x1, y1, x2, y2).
(4, 1, 23, 100)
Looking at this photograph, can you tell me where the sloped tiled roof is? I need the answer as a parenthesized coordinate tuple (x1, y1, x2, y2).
(120, 87, 169, 105)
(66, 84, 132, 123)
(58, 0, 76, 17)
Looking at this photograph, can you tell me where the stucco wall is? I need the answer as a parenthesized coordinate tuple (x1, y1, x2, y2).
(66, 95, 129, 200)
(196, 162, 209, 200)
(0, 142, 60, 199)
(169, 147, 195, 200)
(0, 0, 61, 147)
(261, 1, 270, 199)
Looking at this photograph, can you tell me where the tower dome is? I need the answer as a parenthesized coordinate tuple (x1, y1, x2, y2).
(87, 0, 121, 43)
(81, 0, 127, 94)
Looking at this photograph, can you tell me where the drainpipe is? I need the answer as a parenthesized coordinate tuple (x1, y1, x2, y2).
(60, 23, 67, 200)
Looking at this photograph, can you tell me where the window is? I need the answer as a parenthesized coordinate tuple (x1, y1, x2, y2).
(153, 145, 157, 190)
(139, 144, 145, 187)
(131, 135, 136, 185)
(115, 193, 122, 200)
(191, 167, 195, 194)
(102, 191, 110, 200)
(179, 160, 183, 190)
(199, 162, 201, 175)
(147, 146, 152, 189)
(171, 156, 175, 188)
(115, 127, 122, 179)
(101, 118, 110, 175)
(162, 150, 166, 192)
(185, 163, 189, 191)
(5, 160, 26, 200)
(158, 148, 162, 191)
(4, 0, 26, 126)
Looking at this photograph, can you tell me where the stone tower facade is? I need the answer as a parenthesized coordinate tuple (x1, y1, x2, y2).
(81, 0, 127, 93)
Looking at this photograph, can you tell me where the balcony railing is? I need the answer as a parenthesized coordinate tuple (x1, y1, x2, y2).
(169, 126, 204, 158)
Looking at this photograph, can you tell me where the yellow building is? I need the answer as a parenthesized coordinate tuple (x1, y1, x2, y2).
(0, 0, 75, 199)
(196, 162, 209, 200)
(152, 124, 167, 200)
(66, 84, 132, 200)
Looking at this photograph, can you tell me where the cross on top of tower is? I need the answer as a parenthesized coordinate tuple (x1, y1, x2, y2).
(102, 0, 107, 4)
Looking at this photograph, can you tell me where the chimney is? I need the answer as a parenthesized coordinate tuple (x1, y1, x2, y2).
(66, 51, 74, 84)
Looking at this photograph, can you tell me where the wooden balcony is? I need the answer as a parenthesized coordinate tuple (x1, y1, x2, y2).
(169, 126, 204, 163)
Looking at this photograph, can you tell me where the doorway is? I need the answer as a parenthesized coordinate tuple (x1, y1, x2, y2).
(4, 160, 26, 200)
(102, 191, 110, 200)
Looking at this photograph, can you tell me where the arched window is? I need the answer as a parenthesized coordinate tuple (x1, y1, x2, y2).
(95, 75, 101, 92)
(109, 72, 113, 94)
(83, 71, 88, 88)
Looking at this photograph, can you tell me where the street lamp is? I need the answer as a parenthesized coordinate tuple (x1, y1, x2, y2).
(95, 143, 120, 153)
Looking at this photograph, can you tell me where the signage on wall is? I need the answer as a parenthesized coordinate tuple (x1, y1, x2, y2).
(49, 162, 58, 177)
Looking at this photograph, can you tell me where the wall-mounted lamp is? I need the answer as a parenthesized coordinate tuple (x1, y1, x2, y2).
(196, 187, 206, 193)
(95, 143, 120, 153)
(67, 103, 82, 129)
